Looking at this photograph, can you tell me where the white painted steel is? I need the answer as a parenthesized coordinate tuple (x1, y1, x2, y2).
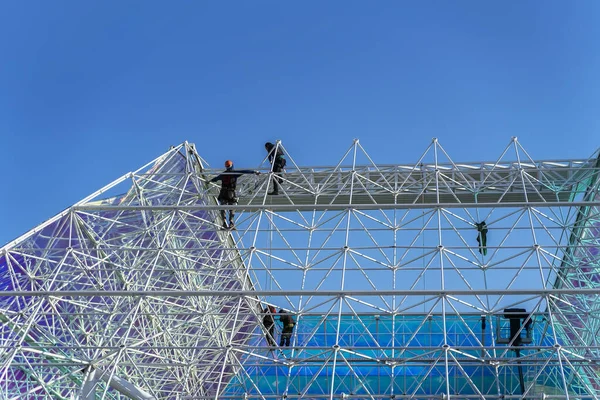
(1, 138, 599, 399)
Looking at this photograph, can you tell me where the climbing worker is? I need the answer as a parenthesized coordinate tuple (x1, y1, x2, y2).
(265, 142, 286, 195)
(476, 221, 488, 256)
(210, 160, 260, 230)
(278, 309, 295, 347)
(262, 305, 276, 347)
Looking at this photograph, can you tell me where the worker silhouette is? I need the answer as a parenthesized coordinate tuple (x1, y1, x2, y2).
(278, 309, 295, 347)
(476, 221, 488, 255)
(265, 142, 286, 195)
(210, 160, 259, 230)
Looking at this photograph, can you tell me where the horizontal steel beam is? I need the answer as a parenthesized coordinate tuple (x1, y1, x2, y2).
(183, 395, 594, 400)
(73, 200, 600, 212)
(2, 289, 599, 297)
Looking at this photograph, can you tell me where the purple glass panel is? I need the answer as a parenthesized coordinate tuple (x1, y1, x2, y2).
(0, 148, 259, 398)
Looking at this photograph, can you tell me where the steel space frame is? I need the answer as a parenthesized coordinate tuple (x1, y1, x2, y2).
(1, 138, 600, 399)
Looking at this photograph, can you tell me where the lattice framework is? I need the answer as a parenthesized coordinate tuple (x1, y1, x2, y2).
(1, 138, 600, 399)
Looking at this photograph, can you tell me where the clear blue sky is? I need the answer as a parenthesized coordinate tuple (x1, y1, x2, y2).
(1, 1, 599, 246)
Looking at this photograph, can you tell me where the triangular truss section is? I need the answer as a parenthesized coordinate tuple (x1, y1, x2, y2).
(0, 143, 260, 399)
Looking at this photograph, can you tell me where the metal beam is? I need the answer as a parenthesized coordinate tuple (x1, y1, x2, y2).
(79, 367, 156, 400)
(73, 200, 600, 212)
(1, 288, 599, 297)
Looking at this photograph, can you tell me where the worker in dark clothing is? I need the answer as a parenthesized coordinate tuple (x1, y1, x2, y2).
(278, 309, 295, 347)
(210, 160, 259, 230)
(262, 305, 277, 346)
(265, 142, 286, 195)
(476, 221, 488, 256)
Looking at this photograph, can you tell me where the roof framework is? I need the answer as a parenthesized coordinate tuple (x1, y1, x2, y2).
(1, 138, 600, 399)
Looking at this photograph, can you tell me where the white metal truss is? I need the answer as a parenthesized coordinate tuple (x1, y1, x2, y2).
(1, 138, 600, 399)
